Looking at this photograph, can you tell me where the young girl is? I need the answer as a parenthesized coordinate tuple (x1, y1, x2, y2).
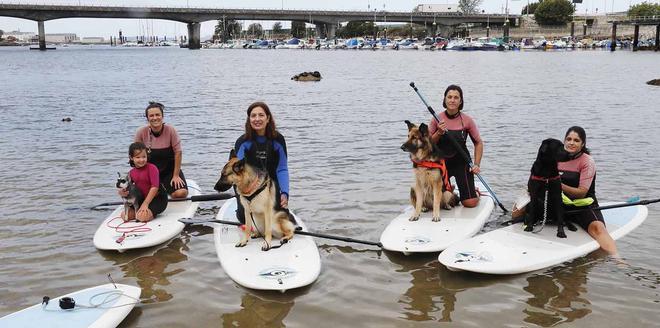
(118, 142, 168, 222)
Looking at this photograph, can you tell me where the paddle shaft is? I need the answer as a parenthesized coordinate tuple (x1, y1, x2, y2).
(501, 198, 660, 226)
(91, 193, 234, 209)
(409, 82, 508, 212)
(187, 219, 383, 247)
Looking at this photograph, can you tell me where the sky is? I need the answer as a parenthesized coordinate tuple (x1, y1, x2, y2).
(0, 0, 653, 38)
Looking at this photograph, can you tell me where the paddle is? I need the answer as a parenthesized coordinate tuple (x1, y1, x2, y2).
(409, 82, 509, 212)
(179, 218, 384, 247)
(91, 193, 235, 210)
(500, 197, 660, 226)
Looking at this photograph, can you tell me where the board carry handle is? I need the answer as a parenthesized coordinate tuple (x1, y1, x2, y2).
(409, 82, 509, 212)
(179, 218, 384, 247)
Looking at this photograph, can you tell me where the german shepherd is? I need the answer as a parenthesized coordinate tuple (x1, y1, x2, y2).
(524, 138, 576, 238)
(401, 120, 459, 222)
(215, 151, 295, 251)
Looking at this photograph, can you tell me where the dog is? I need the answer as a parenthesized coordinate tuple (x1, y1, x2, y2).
(291, 71, 322, 81)
(214, 151, 295, 251)
(401, 120, 459, 222)
(524, 138, 577, 238)
(116, 172, 140, 221)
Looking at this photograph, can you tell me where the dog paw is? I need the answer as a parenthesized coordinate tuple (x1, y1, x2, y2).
(524, 225, 534, 232)
(566, 222, 578, 231)
(261, 242, 271, 251)
(557, 231, 567, 238)
(432, 217, 441, 222)
(421, 207, 430, 213)
(280, 238, 289, 245)
(235, 241, 247, 248)
(409, 216, 420, 221)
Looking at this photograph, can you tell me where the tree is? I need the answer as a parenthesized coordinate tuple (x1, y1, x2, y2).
(458, 0, 483, 14)
(628, 1, 660, 17)
(521, 1, 543, 15)
(337, 21, 376, 38)
(272, 22, 283, 35)
(247, 23, 263, 38)
(534, 0, 574, 26)
(291, 21, 306, 38)
(213, 18, 241, 41)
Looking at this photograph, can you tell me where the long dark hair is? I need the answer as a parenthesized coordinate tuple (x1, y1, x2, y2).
(565, 126, 591, 155)
(245, 101, 278, 140)
(442, 84, 464, 111)
(128, 142, 148, 167)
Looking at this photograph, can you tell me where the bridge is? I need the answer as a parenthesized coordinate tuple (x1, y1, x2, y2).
(0, 3, 518, 50)
(608, 16, 660, 51)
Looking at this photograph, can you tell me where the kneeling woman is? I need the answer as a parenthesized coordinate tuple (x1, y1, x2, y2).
(233, 102, 292, 224)
(118, 142, 168, 222)
(560, 126, 617, 255)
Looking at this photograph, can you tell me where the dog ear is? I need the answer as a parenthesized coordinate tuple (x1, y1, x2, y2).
(229, 148, 237, 159)
(405, 120, 415, 131)
(117, 172, 121, 178)
(419, 123, 429, 136)
(232, 159, 245, 174)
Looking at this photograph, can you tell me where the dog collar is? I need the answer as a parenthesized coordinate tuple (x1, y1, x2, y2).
(530, 175, 560, 183)
(241, 173, 268, 202)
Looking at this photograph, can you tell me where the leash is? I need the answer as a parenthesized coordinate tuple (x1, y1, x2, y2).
(107, 216, 152, 244)
(532, 184, 549, 233)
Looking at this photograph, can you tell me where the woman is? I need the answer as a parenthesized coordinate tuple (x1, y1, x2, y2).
(134, 102, 188, 199)
(428, 85, 483, 208)
(559, 126, 617, 255)
(233, 102, 292, 224)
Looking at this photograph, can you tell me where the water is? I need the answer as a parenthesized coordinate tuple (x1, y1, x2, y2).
(1, 46, 659, 327)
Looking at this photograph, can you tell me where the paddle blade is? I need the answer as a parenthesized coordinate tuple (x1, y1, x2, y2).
(188, 193, 234, 202)
(626, 196, 640, 203)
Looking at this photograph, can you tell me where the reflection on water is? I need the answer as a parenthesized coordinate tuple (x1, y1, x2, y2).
(522, 254, 603, 327)
(101, 234, 191, 303)
(221, 292, 295, 328)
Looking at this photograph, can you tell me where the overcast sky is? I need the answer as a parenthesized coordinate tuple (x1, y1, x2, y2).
(0, 0, 650, 38)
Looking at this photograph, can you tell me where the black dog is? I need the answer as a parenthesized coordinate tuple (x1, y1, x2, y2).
(524, 138, 577, 238)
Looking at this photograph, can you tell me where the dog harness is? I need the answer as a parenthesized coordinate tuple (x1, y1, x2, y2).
(529, 175, 560, 183)
(411, 159, 453, 192)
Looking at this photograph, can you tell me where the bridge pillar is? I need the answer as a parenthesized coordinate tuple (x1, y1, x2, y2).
(37, 21, 46, 51)
(656, 24, 659, 52)
(315, 24, 324, 39)
(583, 23, 587, 37)
(503, 22, 510, 42)
(187, 22, 201, 50)
(327, 23, 337, 39)
(633, 24, 639, 51)
(570, 21, 575, 38)
(610, 22, 617, 51)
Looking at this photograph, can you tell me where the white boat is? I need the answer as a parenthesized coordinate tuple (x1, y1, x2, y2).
(276, 37, 305, 49)
(213, 198, 321, 291)
(438, 202, 648, 274)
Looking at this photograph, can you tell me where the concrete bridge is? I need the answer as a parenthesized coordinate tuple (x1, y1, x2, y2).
(608, 16, 660, 51)
(0, 3, 517, 50)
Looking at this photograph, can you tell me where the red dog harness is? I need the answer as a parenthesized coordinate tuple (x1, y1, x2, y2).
(411, 159, 453, 192)
(530, 175, 561, 183)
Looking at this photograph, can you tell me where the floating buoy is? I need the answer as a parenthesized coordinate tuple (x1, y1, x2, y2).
(61, 117, 72, 122)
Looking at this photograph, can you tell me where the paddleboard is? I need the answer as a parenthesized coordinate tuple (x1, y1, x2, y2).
(438, 203, 648, 274)
(0, 283, 141, 328)
(380, 186, 495, 254)
(93, 180, 200, 252)
(214, 198, 321, 291)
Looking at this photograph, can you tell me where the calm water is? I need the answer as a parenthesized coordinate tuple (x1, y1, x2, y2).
(1, 46, 659, 327)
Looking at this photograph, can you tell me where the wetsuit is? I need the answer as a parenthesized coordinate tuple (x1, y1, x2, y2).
(558, 152, 604, 230)
(428, 111, 481, 201)
(233, 133, 289, 224)
(129, 162, 168, 216)
(134, 124, 188, 195)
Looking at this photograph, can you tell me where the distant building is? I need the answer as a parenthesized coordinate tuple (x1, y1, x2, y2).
(413, 4, 460, 13)
(3, 30, 36, 42)
(45, 33, 78, 43)
(81, 37, 105, 44)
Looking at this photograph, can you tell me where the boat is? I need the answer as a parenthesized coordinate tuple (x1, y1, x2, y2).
(276, 37, 305, 49)
(213, 198, 321, 291)
(438, 202, 648, 274)
(380, 183, 495, 254)
(93, 180, 201, 252)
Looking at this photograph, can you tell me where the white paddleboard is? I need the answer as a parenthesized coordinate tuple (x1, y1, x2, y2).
(438, 203, 648, 274)
(214, 198, 321, 291)
(380, 189, 495, 254)
(0, 283, 141, 328)
(93, 180, 200, 252)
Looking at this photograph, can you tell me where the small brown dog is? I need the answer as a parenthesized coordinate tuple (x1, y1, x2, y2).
(215, 151, 295, 251)
(401, 120, 458, 222)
